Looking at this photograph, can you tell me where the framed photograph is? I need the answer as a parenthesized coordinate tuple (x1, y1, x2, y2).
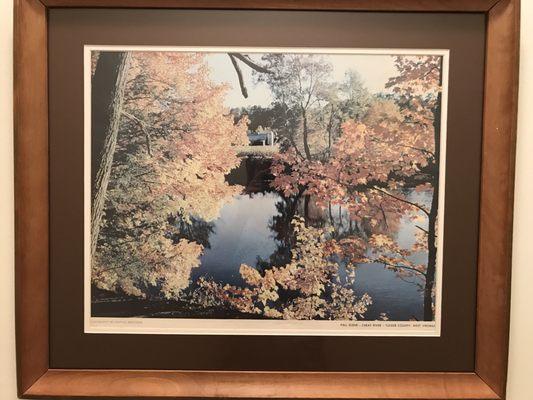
(14, 1, 519, 399)
(86, 46, 448, 337)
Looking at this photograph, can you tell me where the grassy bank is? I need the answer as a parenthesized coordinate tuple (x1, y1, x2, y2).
(233, 145, 280, 157)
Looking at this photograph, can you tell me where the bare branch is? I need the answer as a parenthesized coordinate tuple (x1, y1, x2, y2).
(379, 202, 389, 230)
(122, 111, 153, 156)
(229, 53, 274, 75)
(377, 260, 427, 278)
(228, 54, 248, 98)
(370, 136, 435, 158)
(372, 186, 430, 217)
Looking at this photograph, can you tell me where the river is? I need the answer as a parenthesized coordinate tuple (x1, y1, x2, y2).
(188, 157, 430, 321)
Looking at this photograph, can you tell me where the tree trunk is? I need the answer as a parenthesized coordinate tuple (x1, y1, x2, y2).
(423, 90, 442, 321)
(327, 104, 334, 154)
(301, 106, 312, 159)
(304, 194, 310, 225)
(91, 51, 131, 258)
(423, 185, 438, 321)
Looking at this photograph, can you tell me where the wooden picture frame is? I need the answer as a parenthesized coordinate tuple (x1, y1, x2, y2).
(14, 0, 520, 398)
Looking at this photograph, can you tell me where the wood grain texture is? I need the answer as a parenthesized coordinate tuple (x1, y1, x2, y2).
(39, 0, 500, 12)
(476, 0, 520, 398)
(13, 0, 49, 396)
(25, 370, 499, 399)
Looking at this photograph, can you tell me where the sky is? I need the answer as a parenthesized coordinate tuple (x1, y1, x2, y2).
(204, 52, 398, 108)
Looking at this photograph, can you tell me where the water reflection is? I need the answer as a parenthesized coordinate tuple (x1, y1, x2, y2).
(186, 158, 429, 321)
(191, 192, 281, 286)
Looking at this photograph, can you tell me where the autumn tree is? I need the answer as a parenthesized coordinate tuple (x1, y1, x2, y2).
(385, 55, 443, 320)
(268, 55, 443, 321)
(231, 105, 277, 132)
(314, 69, 373, 156)
(92, 51, 248, 299)
(195, 217, 372, 320)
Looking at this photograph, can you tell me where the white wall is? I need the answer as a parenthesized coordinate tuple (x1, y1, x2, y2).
(0, 0, 17, 398)
(0, 2, 531, 399)
(506, 0, 533, 397)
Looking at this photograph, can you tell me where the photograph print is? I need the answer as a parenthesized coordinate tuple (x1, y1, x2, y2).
(85, 46, 448, 336)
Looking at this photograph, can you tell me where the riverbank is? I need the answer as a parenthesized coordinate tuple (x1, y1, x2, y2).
(233, 144, 279, 157)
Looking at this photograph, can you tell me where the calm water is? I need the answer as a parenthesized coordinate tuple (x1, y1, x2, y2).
(189, 159, 430, 321)
(93, 158, 432, 321)
(191, 192, 281, 286)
